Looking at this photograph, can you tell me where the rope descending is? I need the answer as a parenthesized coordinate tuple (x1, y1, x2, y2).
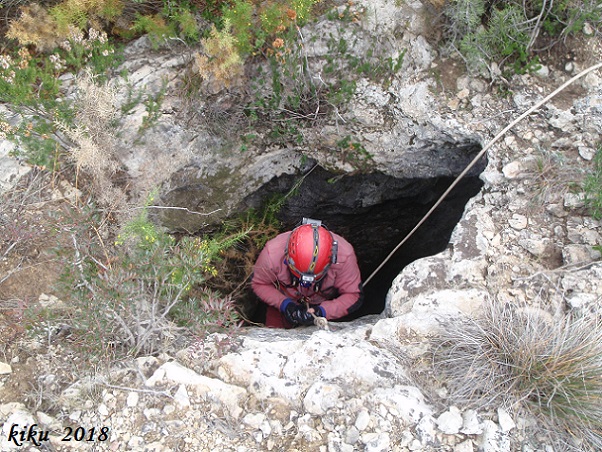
(363, 61, 602, 286)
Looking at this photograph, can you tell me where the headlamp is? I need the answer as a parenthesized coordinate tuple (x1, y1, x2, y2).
(299, 273, 316, 288)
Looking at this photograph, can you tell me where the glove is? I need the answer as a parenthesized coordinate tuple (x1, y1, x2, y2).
(280, 299, 313, 326)
(280, 299, 301, 326)
(297, 304, 326, 326)
(295, 306, 316, 326)
(280, 299, 325, 326)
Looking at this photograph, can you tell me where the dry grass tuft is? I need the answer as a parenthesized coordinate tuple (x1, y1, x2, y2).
(433, 301, 602, 451)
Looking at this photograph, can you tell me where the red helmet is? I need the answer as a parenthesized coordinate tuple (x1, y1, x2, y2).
(286, 224, 335, 285)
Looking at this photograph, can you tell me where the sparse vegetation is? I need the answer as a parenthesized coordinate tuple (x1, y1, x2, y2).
(1, 4, 601, 447)
(441, 0, 602, 75)
(433, 302, 602, 451)
(50, 201, 248, 357)
(0, 25, 119, 168)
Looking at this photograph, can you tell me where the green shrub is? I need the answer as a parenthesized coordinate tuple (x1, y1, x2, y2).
(0, 48, 62, 107)
(442, 0, 601, 75)
(0, 25, 120, 167)
(131, 13, 174, 46)
(172, 7, 200, 41)
(221, 0, 318, 56)
(433, 302, 602, 451)
(49, 0, 124, 34)
(56, 205, 247, 357)
(336, 135, 375, 171)
(459, 4, 532, 73)
(131, 2, 201, 46)
(222, 0, 254, 55)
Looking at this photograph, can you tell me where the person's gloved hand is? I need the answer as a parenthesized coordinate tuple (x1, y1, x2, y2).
(280, 299, 302, 326)
(295, 305, 316, 326)
(311, 305, 326, 318)
(281, 299, 325, 326)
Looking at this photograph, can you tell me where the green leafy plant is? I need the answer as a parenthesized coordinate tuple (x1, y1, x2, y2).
(138, 79, 168, 134)
(170, 6, 200, 41)
(0, 48, 62, 107)
(4, 118, 65, 169)
(336, 135, 375, 171)
(131, 13, 174, 47)
(433, 302, 602, 451)
(221, 0, 318, 56)
(454, 2, 533, 74)
(222, 0, 254, 55)
(49, 0, 124, 34)
(130, 2, 201, 46)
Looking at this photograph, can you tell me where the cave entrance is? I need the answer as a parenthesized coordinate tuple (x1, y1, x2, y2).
(240, 146, 487, 321)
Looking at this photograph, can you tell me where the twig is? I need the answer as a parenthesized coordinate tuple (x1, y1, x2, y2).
(128, 205, 222, 216)
(98, 382, 173, 398)
(526, 0, 551, 52)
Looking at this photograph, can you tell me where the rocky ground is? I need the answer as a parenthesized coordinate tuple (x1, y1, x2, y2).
(1, 0, 602, 451)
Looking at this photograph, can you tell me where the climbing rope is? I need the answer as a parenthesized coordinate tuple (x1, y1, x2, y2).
(304, 300, 331, 330)
(363, 61, 602, 286)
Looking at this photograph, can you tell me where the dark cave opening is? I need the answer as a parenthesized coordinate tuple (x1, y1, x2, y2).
(240, 147, 488, 321)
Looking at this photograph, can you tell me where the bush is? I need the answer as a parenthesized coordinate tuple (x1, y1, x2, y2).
(5, 0, 123, 51)
(0, 25, 120, 168)
(220, 0, 318, 56)
(433, 302, 602, 451)
(442, 0, 602, 75)
(193, 21, 244, 91)
(56, 205, 247, 357)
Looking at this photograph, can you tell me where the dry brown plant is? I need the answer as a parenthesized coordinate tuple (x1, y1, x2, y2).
(57, 69, 124, 208)
(193, 23, 244, 93)
(6, 4, 62, 51)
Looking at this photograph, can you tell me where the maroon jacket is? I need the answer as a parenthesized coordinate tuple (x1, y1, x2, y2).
(251, 231, 363, 320)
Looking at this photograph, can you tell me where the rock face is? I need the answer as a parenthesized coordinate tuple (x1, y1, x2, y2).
(87, 0, 488, 234)
(2, 0, 602, 451)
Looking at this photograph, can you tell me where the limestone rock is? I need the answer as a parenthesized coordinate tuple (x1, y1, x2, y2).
(0, 135, 30, 194)
(461, 410, 483, 435)
(436, 406, 463, 435)
(0, 362, 12, 375)
(303, 381, 342, 415)
(1, 409, 36, 451)
(146, 361, 247, 418)
(502, 161, 527, 179)
(386, 288, 487, 335)
(477, 420, 510, 452)
(497, 408, 516, 432)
